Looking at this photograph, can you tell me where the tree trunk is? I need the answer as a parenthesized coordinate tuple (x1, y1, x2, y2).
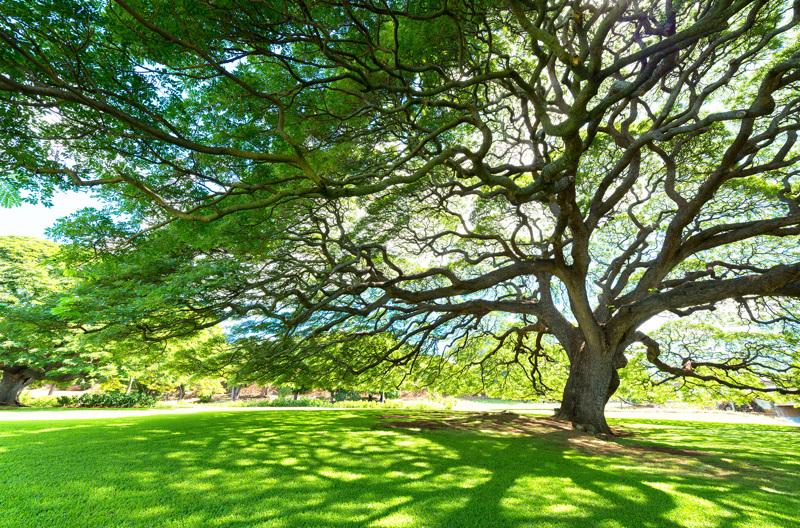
(292, 391, 299, 401)
(231, 385, 241, 402)
(0, 370, 34, 406)
(554, 344, 623, 436)
(380, 390, 385, 403)
(330, 389, 336, 404)
(177, 384, 185, 403)
(125, 377, 134, 395)
(48, 383, 56, 396)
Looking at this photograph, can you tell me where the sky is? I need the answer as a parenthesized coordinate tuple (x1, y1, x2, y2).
(0, 190, 102, 240)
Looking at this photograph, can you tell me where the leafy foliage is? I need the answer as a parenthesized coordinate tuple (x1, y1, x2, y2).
(0, 236, 110, 396)
(56, 390, 157, 408)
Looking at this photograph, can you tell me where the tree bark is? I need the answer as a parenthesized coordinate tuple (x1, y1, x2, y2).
(554, 344, 624, 436)
(0, 370, 34, 406)
(48, 383, 56, 396)
(230, 385, 241, 402)
(177, 384, 185, 403)
(125, 377, 134, 395)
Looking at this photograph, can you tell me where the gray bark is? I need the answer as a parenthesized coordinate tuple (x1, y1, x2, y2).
(554, 343, 627, 436)
(0, 370, 34, 406)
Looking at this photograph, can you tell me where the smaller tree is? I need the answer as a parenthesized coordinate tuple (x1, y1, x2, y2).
(99, 328, 231, 401)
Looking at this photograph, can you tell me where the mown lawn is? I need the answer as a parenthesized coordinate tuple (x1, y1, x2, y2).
(0, 410, 797, 528)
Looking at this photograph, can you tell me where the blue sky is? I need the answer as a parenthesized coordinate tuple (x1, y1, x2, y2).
(0, 190, 102, 239)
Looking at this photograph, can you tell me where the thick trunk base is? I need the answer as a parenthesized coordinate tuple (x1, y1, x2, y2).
(0, 370, 34, 406)
(554, 346, 621, 436)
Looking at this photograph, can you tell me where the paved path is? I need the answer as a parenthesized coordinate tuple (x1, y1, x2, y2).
(602, 409, 799, 426)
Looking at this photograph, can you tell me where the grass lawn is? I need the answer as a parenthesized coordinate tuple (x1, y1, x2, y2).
(0, 410, 797, 528)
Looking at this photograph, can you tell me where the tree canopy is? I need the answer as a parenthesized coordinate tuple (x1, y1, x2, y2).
(2, 0, 800, 432)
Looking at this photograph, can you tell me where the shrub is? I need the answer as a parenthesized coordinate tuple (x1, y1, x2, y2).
(276, 387, 294, 399)
(427, 392, 457, 410)
(58, 391, 158, 408)
(333, 389, 362, 402)
(18, 393, 60, 408)
(212, 398, 433, 410)
(231, 398, 330, 408)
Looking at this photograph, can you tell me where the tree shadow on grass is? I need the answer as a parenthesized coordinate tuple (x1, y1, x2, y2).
(0, 411, 797, 528)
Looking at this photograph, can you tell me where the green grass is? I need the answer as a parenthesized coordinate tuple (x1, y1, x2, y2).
(0, 411, 797, 528)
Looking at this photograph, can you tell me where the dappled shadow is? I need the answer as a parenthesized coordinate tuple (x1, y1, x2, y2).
(373, 412, 719, 459)
(0, 410, 797, 527)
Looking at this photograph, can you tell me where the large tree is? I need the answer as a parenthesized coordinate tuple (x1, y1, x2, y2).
(2, 0, 800, 432)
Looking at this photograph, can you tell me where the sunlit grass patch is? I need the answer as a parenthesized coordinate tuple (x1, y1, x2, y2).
(0, 410, 796, 528)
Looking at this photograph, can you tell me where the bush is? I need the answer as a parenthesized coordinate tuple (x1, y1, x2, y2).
(427, 392, 457, 410)
(276, 387, 294, 399)
(212, 398, 430, 410)
(333, 389, 362, 402)
(230, 397, 331, 408)
(58, 391, 158, 408)
(18, 393, 60, 408)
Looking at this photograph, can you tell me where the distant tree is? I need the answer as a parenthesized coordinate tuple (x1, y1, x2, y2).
(107, 329, 231, 401)
(2, 0, 800, 432)
(0, 236, 106, 405)
(0, 235, 230, 405)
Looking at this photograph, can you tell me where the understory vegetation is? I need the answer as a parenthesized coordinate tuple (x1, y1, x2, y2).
(216, 398, 450, 410)
(0, 410, 796, 528)
(15, 392, 459, 411)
